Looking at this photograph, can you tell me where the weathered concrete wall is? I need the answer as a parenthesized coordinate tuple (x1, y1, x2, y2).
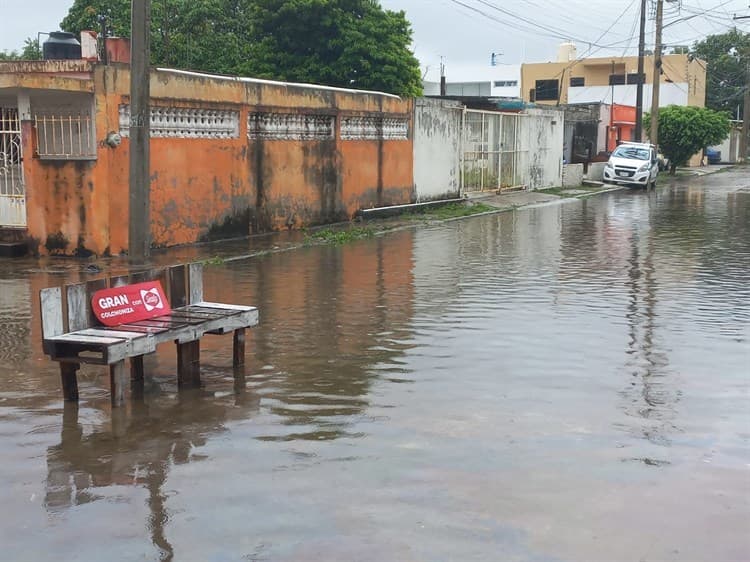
(562, 164, 584, 188)
(413, 98, 462, 201)
(522, 108, 564, 190)
(12, 63, 413, 255)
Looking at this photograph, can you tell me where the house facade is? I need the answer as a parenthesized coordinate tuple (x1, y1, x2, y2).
(521, 51, 706, 110)
(0, 61, 413, 256)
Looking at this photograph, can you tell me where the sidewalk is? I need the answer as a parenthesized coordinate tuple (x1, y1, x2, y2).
(4, 164, 737, 279)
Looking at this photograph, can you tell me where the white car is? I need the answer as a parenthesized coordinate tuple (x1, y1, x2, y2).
(603, 142, 659, 189)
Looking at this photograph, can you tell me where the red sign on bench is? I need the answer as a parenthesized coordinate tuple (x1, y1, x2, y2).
(91, 281, 171, 326)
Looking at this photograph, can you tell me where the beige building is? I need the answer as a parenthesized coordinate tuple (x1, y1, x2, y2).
(521, 44, 706, 109)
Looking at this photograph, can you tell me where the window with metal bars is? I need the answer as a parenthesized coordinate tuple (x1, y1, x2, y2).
(33, 112, 96, 160)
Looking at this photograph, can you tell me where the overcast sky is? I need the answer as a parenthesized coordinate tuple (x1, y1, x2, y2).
(1, 0, 747, 81)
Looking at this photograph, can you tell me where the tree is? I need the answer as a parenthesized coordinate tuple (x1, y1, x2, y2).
(645, 105, 731, 175)
(242, 0, 422, 96)
(692, 29, 750, 118)
(60, 0, 422, 97)
(0, 38, 42, 60)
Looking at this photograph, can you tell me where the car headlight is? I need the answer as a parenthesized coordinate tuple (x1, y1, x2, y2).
(638, 163, 650, 172)
(605, 161, 614, 169)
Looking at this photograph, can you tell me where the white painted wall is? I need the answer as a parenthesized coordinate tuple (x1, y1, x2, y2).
(413, 98, 464, 201)
(709, 124, 741, 163)
(421, 64, 522, 99)
(521, 108, 564, 189)
(568, 83, 689, 107)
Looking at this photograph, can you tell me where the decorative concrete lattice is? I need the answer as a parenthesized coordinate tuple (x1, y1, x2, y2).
(381, 118, 409, 140)
(340, 116, 408, 140)
(247, 112, 335, 140)
(119, 105, 240, 139)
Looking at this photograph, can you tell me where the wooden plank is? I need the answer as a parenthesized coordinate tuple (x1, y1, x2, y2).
(123, 318, 189, 329)
(66, 284, 90, 332)
(169, 264, 187, 308)
(40, 287, 64, 341)
(76, 328, 151, 340)
(191, 302, 257, 312)
(109, 360, 128, 406)
(47, 333, 126, 345)
(106, 324, 170, 335)
(149, 267, 170, 304)
(110, 274, 130, 288)
(75, 329, 157, 356)
(169, 308, 230, 320)
(130, 356, 144, 382)
(129, 270, 151, 284)
(154, 312, 219, 325)
(188, 262, 203, 304)
(176, 340, 200, 388)
(85, 278, 107, 327)
(60, 363, 79, 401)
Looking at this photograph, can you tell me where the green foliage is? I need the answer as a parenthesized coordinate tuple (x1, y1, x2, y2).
(645, 105, 731, 173)
(60, 0, 422, 97)
(305, 226, 375, 244)
(0, 37, 42, 60)
(405, 202, 495, 220)
(202, 255, 226, 266)
(692, 29, 750, 117)
(242, 0, 422, 96)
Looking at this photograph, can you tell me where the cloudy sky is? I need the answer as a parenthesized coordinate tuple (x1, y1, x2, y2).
(1, 0, 746, 80)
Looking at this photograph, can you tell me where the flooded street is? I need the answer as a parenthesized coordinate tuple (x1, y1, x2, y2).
(0, 169, 748, 561)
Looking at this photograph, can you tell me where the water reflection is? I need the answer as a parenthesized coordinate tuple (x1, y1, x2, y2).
(217, 233, 416, 441)
(45, 389, 260, 561)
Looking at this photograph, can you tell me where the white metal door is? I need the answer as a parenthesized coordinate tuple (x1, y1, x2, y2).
(0, 107, 26, 227)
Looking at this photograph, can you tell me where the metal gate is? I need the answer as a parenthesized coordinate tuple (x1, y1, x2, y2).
(462, 110, 525, 193)
(0, 108, 26, 227)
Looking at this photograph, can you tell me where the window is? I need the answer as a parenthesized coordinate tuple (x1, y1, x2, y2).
(608, 74, 626, 86)
(494, 80, 518, 87)
(534, 79, 559, 101)
(570, 77, 585, 87)
(627, 72, 645, 85)
(33, 112, 96, 160)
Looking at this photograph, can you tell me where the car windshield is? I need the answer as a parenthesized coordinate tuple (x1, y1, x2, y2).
(612, 146, 650, 160)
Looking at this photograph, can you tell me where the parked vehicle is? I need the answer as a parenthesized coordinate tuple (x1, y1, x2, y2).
(603, 142, 659, 189)
(705, 147, 721, 165)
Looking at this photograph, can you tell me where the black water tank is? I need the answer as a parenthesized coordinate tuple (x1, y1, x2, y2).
(43, 32, 82, 60)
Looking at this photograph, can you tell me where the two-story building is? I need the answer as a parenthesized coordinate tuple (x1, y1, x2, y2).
(521, 44, 706, 110)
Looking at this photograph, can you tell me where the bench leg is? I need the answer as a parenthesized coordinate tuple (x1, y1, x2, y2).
(131, 356, 145, 382)
(60, 363, 79, 402)
(177, 340, 201, 388)
(130, 356, 145, 401)
(233, 328, 246, 370)
(109, 360, 128, 407)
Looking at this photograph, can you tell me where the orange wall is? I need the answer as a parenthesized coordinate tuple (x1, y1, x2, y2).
(21, 64, 414, 256)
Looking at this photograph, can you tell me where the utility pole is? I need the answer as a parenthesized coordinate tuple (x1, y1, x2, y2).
(741, 60, 750, 163)
(635, 0, 647, 141)
(440, 56, 447, 96)
(650, 0, 664, 150)
(129, 0, 151, 262)
(735, 13, 750, 162)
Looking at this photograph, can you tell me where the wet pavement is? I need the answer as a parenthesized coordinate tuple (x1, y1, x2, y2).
(0, 168, 748, 561)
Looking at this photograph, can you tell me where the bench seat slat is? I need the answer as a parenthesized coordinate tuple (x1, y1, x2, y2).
(46, 333, 126, 345)
(106, 325, 171, 335)
(75, 329, 152, 340)
(190, 302, 257, 312)
(123, 319, 190, 329)
(168, 309, 232, 320)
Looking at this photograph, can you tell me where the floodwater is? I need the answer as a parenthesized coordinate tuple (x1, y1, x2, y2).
(0, 170, 748, 562)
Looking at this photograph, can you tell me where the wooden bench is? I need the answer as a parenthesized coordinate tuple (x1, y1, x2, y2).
(40, 262, 259, 406)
